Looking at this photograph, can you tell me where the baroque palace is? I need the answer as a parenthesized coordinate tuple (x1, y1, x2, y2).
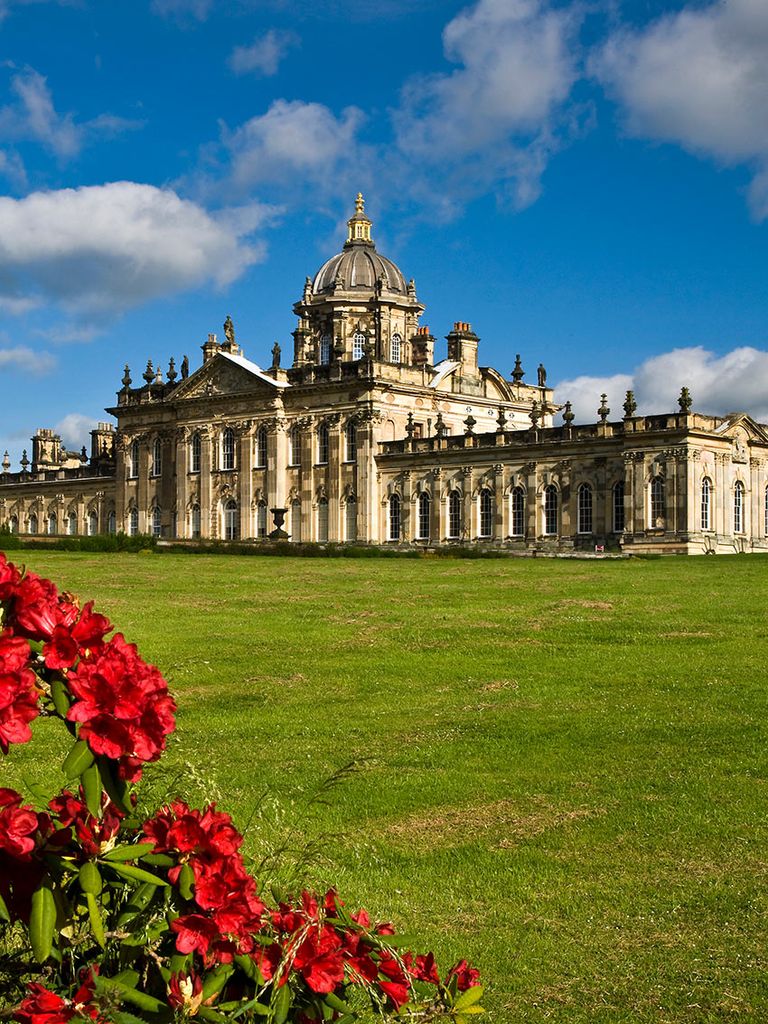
(1, 195, 768, 556)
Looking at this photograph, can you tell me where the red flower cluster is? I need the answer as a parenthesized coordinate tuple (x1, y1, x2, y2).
(48, 791, 123, 859)
(144, 800, 265, 963)
(15, 970, 102, 1024)
(0, 632, 38, 753)
(0, 788, 39, 859)
(66, 633, 176, 780)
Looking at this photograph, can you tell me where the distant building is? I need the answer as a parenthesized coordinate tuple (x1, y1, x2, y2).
(1, 195, 767, 555)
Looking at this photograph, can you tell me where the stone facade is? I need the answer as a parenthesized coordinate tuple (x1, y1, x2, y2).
(2, 196, 767, 555)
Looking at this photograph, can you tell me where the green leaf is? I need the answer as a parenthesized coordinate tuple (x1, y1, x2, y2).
(201, 964, 233, 1002)
(197, 1009, 232, 1024)
(233, 954, 261, 983)
(454, 1009, 485, 1022)
(29, 878, 56, 963)
(141, 852, 175, 867)
(111, 969, 140, 989)
(230, 997, 270, 1019)
(86, 891, 106, 948)
(272, 983, 291, 1024)
(0, 890, 10, 923)
(97, 757, 131, 815)
(95, 977, 167, 1014)
(454, 986, 484, 1011)
(50, 678, 72, 717)
(61, 738, 95, 779)
(81, 762, 102, 818)
(178, 862, 195, 900)
(110, 1012, 149, 1024)
(79, 861, 103, 896)
(105, 861, 169, 887)
(323, 993, 354, 1014)
(101, 842, 156, 862)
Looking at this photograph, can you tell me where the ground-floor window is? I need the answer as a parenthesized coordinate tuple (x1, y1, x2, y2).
(190, 505, 201, 538)
(613, 481, 625, 533)
(417, 491, 430, 540)
(650, 476, 665, 528)
(317, 497, 329, 542)
(47, 513, 57, 535)
(345, 498, 357, 542)
(510, 487, 525, 536)
(68, 513, 77, 536)
(223, 500, 238, 541)
(479, 488, 493, 538)
(129, 508, 139, 536)
(448, 490, 462, 539)
(543, 485, 558, 535)
(151, 507, 162, 538)
(577, 483, 593, 534)
(8, 515, 18, 534)
(28, 513, 38, 535)
(701, 477, 712, 531)
(734, 481, 745, 534)
(88, 511, 98, 536)
(389, 494, 401, 541)
(107, 511, 116, 535)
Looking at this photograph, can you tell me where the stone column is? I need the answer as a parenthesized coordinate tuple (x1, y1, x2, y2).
(402, 471, 412, 541)
(137, 442, 149, 534)
(356, 415, 379, 543)
(175, 429, 189, 538)
(714, 452, 727, 537)
(238, 424, 254, 539)
(493, 464, 504, 541)
(524, 462, 537, 544)
(114, 433, 128, 532)
(462, 468, 473, 542)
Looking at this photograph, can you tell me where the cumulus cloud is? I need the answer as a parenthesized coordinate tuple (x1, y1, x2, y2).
(0, 345, 55, 374)
(0, 67, 141, 162)
(0, 182, 275, 317)
(54, 412, 99, 450)
(219, 99, 366, 195)
(228, 29, 299, 76)
(392, 0, 581, 210)
(594, 0, 768, 219)
(555, 346, 768, 423)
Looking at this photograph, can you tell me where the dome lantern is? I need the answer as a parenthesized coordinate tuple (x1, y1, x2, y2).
(346, 192, 373, 246)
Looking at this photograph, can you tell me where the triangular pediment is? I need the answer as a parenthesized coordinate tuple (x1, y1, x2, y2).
(171, 352, 290, 401)
(716, 413, 768, 445)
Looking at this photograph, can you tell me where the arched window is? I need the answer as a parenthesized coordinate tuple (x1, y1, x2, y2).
(190, 505, 201, 539)
(221, 428, 235, 471)
(28, 513, 38, 535)
(290, 499, 302, 542)
(151, 438, 162, 477)
(129, 441, 139, 479)
(255, 426, 268, 469)
(479, 488, 493, 538)
(701, 477, 712, 531)
(87, 511, 98, 536)
(352, 331, 365, 360)
(345, 497, 357, 542)
(388, 494, 401, 541)
(129, 508, 139, 536)
(319, 334, 331, 365)
(391, 333, 402, 363)
(151, 507, 162, 538)
(448, 490, 462, 539)
(345, 421, 357, 463)
(223, 499, 238, 541)
(47, 513, 57, 535)
(190, 432, 201, 474)
(417, 491, 431, 540)
(734, 481, 745, 534)
(317, 497, 329, 542)
(511, 487, 525, 537)
(543, 485, 558, 536)
(8, 515, 18, 534)
(577, 483, 593, 534)
(67, 512, 77, 536)
(289, 425, 301, 467)
(613, 481, 625, 533)
(317, 424, 329, 465)
(650, 476, 665, 527)
(257, 501, 268, 539)
(107, 511, 116, 535)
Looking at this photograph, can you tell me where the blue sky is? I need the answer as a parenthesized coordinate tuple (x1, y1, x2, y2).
(1, 0, 767, 462)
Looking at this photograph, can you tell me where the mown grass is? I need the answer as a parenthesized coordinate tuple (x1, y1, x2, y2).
(3, 550, 768, 1023)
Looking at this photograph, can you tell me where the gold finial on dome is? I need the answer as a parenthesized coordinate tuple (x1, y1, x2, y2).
(347, 192, 373, 245)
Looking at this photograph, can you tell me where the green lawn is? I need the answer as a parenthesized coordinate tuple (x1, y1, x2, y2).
(4, 550, 768, 1023)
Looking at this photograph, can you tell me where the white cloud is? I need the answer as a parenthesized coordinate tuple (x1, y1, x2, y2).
(54, 412, 98, 451)
(0, 345, 55, 374)
(0, 147, 27, 189)
(392, 0, 580, 209)
(151, 0, 211, 20)
(0, 182, 274, 317)
(555, 346, 768, 423)
(594, 0, 768, 219)
(0, 67, 142, 162)
(220, 99, 366, 194)
(228, 29, 299, 76)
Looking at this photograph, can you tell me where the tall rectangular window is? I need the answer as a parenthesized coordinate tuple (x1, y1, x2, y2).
(418, 492, 430, 540)
(613, 482, 625, 533)
(317, 424, 329, 464)
(511, 487, 525, 536)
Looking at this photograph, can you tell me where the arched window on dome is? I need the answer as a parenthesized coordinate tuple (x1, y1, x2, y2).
(391, 333, 402, 363)
(319, 334, 331, 366)
(352, 332, 365, 361)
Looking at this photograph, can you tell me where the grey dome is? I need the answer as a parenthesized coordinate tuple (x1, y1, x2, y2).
(312, 243, 407, 296)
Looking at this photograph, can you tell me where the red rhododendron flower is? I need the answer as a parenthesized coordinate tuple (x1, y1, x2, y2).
(11, 573, 78, 643)
(66, 633, 176, 772)
(378, 952, 411, 1010)
(48, 791, 122, 858)
(13, 983, 73, 1024)
(446, 959, 481, 991)
(167, 971, 203, 1013)
(0, 633, 32, 674)
(0, 789, 39, 859)
(406, 952, 440, 985)
(291, 925, 345, 994)
(0, 553, 21, 604)
(0, 669, 39, 753)
(171, 913, 220, 957)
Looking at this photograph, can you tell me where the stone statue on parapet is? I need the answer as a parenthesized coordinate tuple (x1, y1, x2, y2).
(181, 355, 189, 380)
(537, 363, 547, 387)
(272, 342, 281, 369)
(224, 315, 236, 346)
